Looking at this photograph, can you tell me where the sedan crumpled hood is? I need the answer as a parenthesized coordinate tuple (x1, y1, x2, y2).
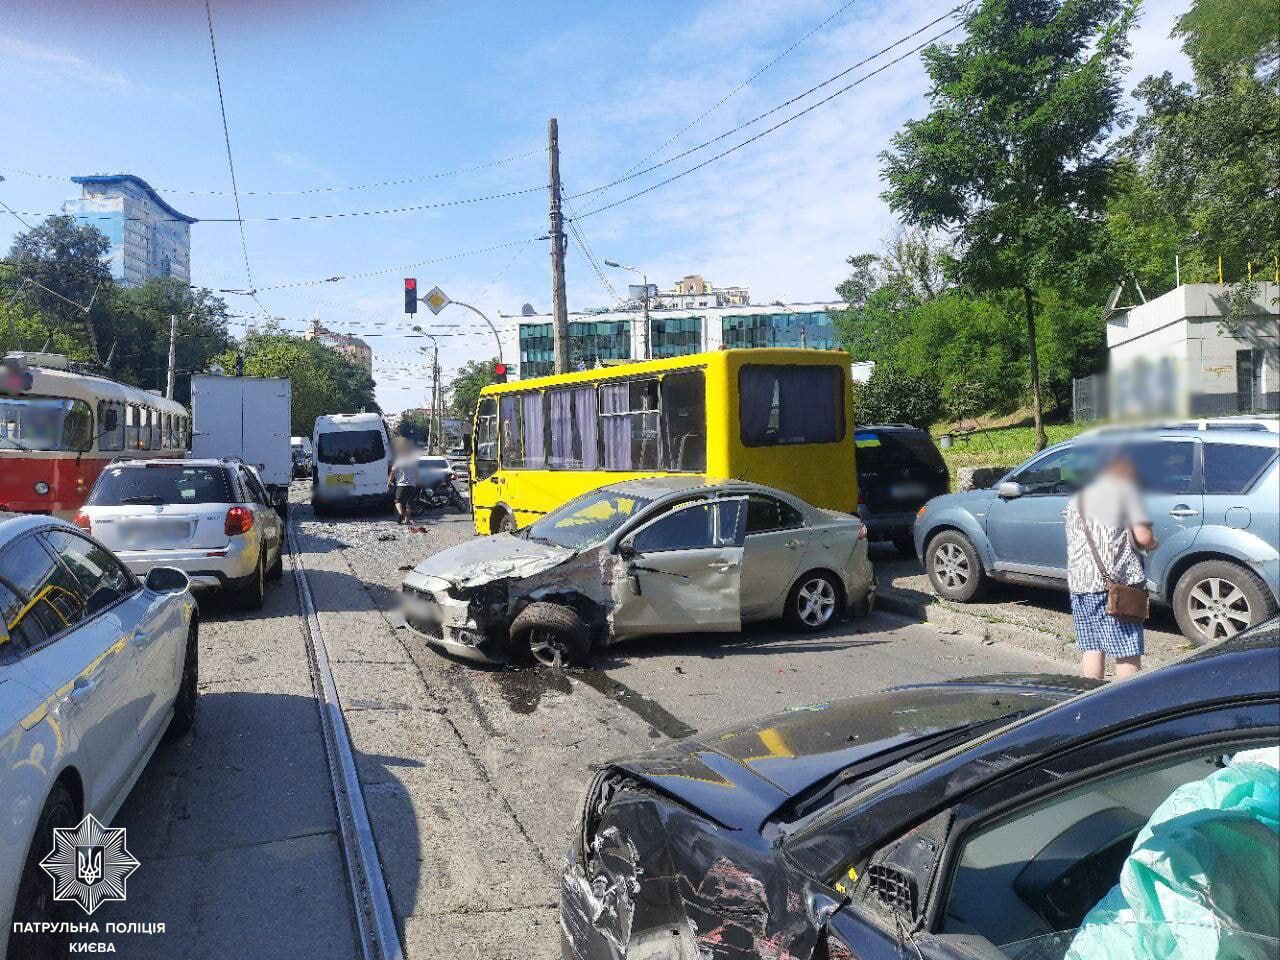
(610, 679, 1082, 831)
(410, 533, 576, 589)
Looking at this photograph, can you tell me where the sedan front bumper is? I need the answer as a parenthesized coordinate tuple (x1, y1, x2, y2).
(400, 572, 506, 662)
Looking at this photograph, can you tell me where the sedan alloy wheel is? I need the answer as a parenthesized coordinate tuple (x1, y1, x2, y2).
(797, 577, 837, 627)
(933, 542, 970, 591)
(1186, 576, 1253, 640)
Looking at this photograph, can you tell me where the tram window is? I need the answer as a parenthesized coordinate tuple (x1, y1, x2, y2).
(98, 401, 125, 451)
(164, 414, 173, 449)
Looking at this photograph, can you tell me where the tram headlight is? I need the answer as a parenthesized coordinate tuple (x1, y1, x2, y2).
(34, 481, 51, 496)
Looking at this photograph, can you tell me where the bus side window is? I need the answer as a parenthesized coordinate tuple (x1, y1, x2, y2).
(600, 379, 660, 471)
(474, 398, 499, 479)
(659, 371, 706, 471)
(739, 365, 844, 447)
(547, 385, 601, 471)
(499, 396, 522, 468)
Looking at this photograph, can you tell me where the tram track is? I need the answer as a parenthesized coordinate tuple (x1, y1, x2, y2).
(288, 520, 404, 960)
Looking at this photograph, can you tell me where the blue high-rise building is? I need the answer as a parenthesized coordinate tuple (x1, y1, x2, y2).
(63, 175, 196, 288)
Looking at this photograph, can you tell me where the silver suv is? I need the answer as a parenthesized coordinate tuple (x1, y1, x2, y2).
(914, 425, 1279, 642)
(77, 458, 284, 609)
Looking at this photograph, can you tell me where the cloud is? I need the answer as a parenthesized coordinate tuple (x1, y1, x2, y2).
(0, 32, 135, 90)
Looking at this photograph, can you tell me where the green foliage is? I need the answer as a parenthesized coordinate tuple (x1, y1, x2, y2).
(881, 0, 1136, 447)
(853, 365, 941, 428)
(217, 328, 379, 436)
(447, 357, 497, 422)
(5, 216, 114, 359)
(1174, 0, 1279, 83)
(937, 422, 1092, 473)
(397, 410, 430, 441)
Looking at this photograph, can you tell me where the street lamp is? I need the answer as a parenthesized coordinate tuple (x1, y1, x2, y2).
(604, 260, 650, 360)
(413, 327, 442, 452)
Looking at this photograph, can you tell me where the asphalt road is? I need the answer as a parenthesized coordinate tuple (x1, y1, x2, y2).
(96, 483, 1064, 959)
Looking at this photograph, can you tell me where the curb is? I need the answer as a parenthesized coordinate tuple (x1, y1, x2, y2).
(875, 590, 1079, 666)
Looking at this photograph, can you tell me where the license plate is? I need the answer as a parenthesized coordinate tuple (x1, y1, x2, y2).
(326, 473, 355, 486)
(890, 482, 927, 500)
(121, 520, 189, 545)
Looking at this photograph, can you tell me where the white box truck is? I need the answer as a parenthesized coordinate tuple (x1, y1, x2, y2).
(191, 374, 293, 516)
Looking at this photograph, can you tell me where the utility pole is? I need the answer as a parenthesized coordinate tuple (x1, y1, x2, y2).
(548, 117, 570, 374)
(432, 346, 441, 453)
(640, 274, 650, 360)
(165, 313, 178, 399)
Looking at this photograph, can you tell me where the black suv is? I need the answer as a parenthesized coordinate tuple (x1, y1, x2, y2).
(854, 424, 949, 553)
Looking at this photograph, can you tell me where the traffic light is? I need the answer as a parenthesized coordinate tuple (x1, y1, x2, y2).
(404, 278, 418, 314)
(493, 361, 508, 384)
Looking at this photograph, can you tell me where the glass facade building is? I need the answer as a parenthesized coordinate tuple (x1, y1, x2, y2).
(650, 316, 703, 359)
(721, 311, 837, 350)
(520, 320, 632, 378)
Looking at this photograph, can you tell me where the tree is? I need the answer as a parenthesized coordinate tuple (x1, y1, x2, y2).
(881, 0, 1136, 449)
(397, 410, 431, 442)
(216, 328, 379, 436)
(447, 358, 498, 421)
(853, 365, 941, 428)
(5, 216, 115, 360)
(104, 279, 235, 404)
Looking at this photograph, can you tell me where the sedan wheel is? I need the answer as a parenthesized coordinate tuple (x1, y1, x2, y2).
(925, 531, 989, 602)
(1187, 577, 1252, 640)
(933, 542, 970, 591)
(785, 572, 842, 632)
(528, 628, 569, 668)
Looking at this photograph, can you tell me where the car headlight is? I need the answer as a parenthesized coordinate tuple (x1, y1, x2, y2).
(34, 481, 50, 495)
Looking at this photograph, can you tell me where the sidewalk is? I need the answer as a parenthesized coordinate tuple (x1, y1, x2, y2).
(870, 544, 1194, 670)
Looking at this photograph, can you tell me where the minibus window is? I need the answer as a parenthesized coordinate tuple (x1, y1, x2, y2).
(475, 397, 499, 480)
(659, 371, 706, 471)
(739, 365, 843, 447)
(601, 379, 660, 470)
(547, 385, 600, 470)
(500, 395, 525, 467)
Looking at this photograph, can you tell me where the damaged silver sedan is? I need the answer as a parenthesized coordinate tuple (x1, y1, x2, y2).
(400, 477, 875, 666)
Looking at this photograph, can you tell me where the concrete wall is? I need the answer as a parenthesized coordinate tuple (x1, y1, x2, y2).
(1106, 283, 1279, 418)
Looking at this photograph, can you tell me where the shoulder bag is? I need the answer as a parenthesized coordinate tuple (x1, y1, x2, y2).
(1078, 498, 1149, 623)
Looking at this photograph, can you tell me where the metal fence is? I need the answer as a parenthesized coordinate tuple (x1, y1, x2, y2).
(1072, 373, 1108, 423)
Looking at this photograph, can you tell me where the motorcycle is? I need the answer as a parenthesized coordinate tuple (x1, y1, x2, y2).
(412, 475, 467, 513)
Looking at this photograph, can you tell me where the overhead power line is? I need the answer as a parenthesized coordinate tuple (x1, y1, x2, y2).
(572, 14, 967, 221)
(0, 148, 544, 197)
(570, 4, 967, 205)
(203, 0, 264, 318)
(620, 0, 860, 178)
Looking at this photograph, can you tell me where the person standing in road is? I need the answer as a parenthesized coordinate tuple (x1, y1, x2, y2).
(1065, 453, 1157, 681)
(389, 448, 419, 525)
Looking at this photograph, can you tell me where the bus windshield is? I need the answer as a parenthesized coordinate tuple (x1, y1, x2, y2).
(522, 488, 652, 550)
(0, 397, 93, 452)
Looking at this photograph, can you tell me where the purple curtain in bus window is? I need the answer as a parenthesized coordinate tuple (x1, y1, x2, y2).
(574, 386, 600, 470)
(779, 367, 838, 443)
(600, 383, 631, 470)
(739, 367, 775, 443)
(521, 393, 546, 468)
(548, 389, 573, 468)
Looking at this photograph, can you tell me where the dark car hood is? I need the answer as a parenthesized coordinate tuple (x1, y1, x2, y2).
(611, 678, 1087, 832)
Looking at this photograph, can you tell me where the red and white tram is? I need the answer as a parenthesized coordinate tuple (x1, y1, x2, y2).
(1, 352, 190, 518)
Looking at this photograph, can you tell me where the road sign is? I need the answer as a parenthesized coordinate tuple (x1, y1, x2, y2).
(423, 286, 450, 315)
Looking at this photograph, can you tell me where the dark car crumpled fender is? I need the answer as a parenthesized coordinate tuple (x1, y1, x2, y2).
(561, 776, 841, 960)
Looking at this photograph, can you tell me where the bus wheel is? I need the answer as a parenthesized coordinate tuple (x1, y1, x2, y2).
(494, 509, 517, 534)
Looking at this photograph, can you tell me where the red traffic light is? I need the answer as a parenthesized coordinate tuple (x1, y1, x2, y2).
(405, 278, 416, 290)
(493, 362, 508, 383)
(404, 278, 418, 314)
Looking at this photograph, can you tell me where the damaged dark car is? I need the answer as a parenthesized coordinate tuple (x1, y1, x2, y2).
(561, 619, 1280, 959)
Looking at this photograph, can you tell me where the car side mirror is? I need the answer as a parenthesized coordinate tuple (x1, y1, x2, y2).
(997, 481, 1024, 499)
(145, 566, 190, 594)
(618, 541, 637, 561)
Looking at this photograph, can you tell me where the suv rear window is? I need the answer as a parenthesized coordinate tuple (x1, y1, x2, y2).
(1204, 443, 1277, 494)
(89, 465, 233, 506)
(855, 430, 946, 473)
(318, 430, 386, 465)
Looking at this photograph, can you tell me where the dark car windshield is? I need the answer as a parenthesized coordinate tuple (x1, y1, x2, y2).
(89, 465, 233, 506)
(522, 488, 653, 550)
(318, 429, 385, 465)
(855, 430, 946, 473)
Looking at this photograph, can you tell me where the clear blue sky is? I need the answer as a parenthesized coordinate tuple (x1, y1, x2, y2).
(1, 0, 1189, 412)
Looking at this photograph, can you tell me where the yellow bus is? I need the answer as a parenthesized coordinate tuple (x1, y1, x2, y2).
(469, 348, 857, 534)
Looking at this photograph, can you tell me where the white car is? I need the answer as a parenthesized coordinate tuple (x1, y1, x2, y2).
(401, 478, 876, 666)
(311, 413, 394, 514)
(77, 458, 284, 609)
(1, 513, 197, 959)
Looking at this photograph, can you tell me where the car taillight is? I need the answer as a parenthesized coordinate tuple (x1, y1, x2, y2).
(225, 506, 254, 536)
(73, 511, 92, 533)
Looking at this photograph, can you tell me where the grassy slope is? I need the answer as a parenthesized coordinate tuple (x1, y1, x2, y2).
(934, 422, 1091, 475)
